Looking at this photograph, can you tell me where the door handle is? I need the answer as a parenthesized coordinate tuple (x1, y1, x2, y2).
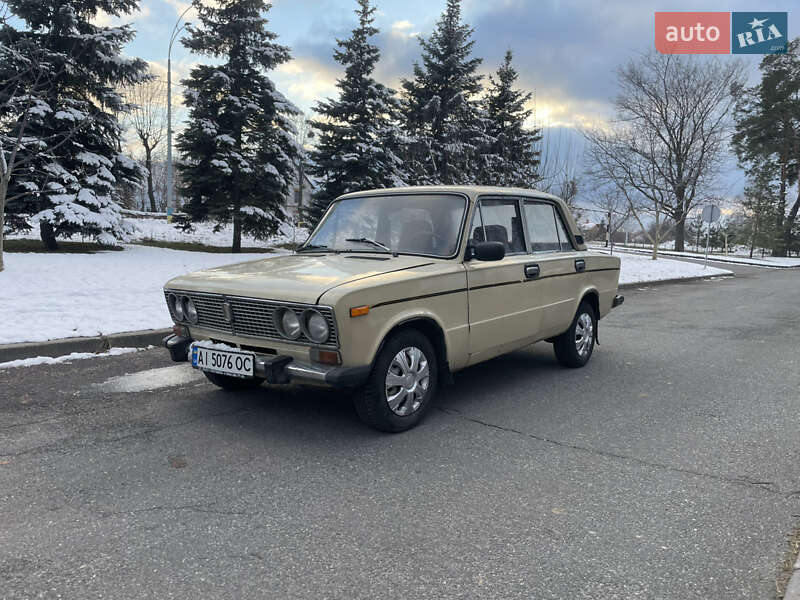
(524, 263, 540, 279)
(574, 259, 586, 272)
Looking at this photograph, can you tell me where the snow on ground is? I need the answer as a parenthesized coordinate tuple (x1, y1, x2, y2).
(609, 251, 733, 285)
(8, 215, 309, 249)
(1, 243, 733, 346)
(591, 244, 800, 268)
(130, 217, 308, 248)
(0, 347, 143, 370)
(0, 245, 276, 345)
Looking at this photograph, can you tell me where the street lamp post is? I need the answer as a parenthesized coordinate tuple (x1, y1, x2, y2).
(166, 6, 191, 222)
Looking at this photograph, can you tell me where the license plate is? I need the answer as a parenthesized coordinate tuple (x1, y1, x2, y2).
(191, 344, 255, 378)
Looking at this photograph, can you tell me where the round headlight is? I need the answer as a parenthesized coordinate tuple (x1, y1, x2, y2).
(303, 310, 330, 344)
(184, 297, 198, 324)
(173, 294, 185, 321)
(275, 308, 302, 340)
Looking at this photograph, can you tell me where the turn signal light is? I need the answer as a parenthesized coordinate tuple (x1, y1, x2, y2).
(349, 305, 370, 318)
(310, 348, 341, 365)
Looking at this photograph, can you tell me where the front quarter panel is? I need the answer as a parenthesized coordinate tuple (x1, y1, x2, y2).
(319, 262, 470, 370)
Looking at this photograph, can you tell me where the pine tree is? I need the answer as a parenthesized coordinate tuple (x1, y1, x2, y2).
(478, 50, 541, 187)
(177, 0, 300, 252)
(732, 38, 800, 257)
(400, 0, 486, 185)
(1, 0, 148, 250)
(305, 0, 405, 226)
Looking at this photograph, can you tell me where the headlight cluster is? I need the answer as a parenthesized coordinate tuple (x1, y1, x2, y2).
(274, 307, 330, 344)
(168, 293, 199, 324)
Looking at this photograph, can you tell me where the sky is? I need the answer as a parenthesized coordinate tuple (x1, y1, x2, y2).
(104, 0, 797, 203)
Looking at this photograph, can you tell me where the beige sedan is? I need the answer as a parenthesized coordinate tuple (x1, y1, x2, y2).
(163, 186, 623, 431)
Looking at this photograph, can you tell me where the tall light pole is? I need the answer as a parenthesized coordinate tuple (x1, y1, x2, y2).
(166, 5, 191, 222)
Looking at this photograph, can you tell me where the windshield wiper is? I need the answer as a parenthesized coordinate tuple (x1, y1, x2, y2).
(297, 243, 334, 253)
(345, 237, 392, 252)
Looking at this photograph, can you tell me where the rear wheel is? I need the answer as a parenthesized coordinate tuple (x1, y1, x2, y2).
(553, 301, 596, 368)
(203, 371, 265, 391)
(354, 329, 438, 432)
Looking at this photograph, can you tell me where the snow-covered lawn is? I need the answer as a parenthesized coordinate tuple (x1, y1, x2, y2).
(1, 244, 733, 346)
(591, 244, 800, 268)
(8, 215, 309, 249)
(611, 251, 732, 285)
(0, 245, 276, 345)
(129, 217, 308, 248)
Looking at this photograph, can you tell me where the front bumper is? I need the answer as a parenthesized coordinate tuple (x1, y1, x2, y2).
(163, 334, 370, 388)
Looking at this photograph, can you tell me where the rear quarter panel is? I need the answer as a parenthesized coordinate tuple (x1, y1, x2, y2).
(580, 252, 621, 319)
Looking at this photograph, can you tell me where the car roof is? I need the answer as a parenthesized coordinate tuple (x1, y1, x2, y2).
(338, 185, 565, 206)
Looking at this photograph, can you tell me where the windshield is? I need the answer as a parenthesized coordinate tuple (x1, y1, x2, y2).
(303, 194, 467, 257)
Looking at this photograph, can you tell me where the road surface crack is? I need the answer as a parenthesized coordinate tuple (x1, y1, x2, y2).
(438, 407, 786, 496)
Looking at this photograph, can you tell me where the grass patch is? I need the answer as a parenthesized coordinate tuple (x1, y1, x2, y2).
(137, 238, 275, 254)
(4, 239, 123, 253)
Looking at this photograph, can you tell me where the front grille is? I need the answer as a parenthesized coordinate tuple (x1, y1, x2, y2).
(164, 290, 339, 348)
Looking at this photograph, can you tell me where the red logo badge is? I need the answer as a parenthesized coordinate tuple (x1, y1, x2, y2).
(655, 12, 731, 54)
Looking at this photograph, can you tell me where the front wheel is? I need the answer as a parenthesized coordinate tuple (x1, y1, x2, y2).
(203, 371, 265, 391)
(553, 301, 596, 368)
(354, 329, 438, 432)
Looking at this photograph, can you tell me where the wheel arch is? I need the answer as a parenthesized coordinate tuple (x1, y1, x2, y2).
(371, 315, 452, 385)
(580, 288, 600, 319)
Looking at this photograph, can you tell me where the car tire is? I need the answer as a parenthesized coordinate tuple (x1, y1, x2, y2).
(354, 329, 438, 432)
(203, 371, 265, 391)
(553, 300, 597, 368)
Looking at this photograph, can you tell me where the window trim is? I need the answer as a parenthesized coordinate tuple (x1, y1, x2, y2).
(469, 196, 528, 257)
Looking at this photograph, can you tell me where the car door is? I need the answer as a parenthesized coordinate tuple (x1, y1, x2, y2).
(465, 197, 542, 363)
(521, 199, 581, 339)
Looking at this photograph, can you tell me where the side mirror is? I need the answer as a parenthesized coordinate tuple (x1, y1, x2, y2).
(468, 241, 505, 261)
(574, 234, 585, 245)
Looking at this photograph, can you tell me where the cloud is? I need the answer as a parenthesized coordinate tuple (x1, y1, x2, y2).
(92, 3, 151, 27)
(273, 57, 340, 113)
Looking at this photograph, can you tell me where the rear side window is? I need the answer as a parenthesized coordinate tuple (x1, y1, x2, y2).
(524, 202, 574, 253)
(469, 199, 526, 254)
(524, 202, 560, 252)
(553, 210, 574, 251)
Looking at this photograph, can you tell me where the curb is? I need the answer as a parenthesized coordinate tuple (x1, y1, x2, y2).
(0, 328, 171, 363)
(618, 273, 734, 290)
(785, 556, 800, 600)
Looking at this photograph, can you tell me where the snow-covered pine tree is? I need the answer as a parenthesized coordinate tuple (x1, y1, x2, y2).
(177, 0, 300, 253)
(478, 50, 541, 187)
(400, 0, 486, 185)
(1, 0, 148, 250)
(306, 0, 406, 226)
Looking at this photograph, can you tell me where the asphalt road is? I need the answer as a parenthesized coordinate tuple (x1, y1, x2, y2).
(1, 265, 799, 599)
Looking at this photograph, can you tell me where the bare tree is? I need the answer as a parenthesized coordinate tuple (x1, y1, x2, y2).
(122, 76, 168, 212)
(595, 187, 631, 253)
(585, 126, 672, 259)
(590, 52, 744, 252)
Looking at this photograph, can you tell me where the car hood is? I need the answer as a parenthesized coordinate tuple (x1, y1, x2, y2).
(165, 253, 435, 305)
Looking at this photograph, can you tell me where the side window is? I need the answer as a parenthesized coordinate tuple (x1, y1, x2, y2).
(553, 209, 574, 251)
(524, 202, 561, 252)
(468, 199, 525, 254)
